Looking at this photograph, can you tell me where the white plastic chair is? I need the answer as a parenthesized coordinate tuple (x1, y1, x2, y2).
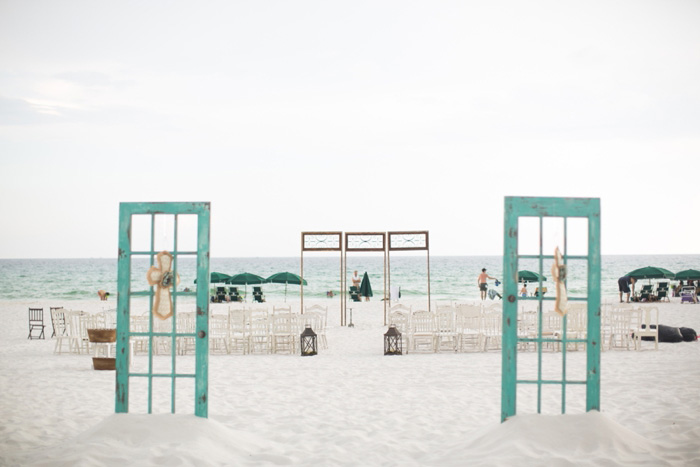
(633, 307, 659, 350)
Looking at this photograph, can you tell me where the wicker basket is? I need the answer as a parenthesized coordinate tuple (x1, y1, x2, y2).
(87, 329, 116, 343)
(92, 357, 116, 370)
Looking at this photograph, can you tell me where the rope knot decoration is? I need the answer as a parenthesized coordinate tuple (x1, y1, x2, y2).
(146, 251, 180, 320)
(551, 246, 568, 316)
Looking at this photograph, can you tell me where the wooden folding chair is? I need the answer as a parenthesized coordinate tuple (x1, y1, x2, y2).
(28, 307, 46, 340)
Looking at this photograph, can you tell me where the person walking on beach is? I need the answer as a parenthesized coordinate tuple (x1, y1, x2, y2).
(618, 275, 636, 303)
(97, 290, 110, 301)
(478, 268, 498, 300)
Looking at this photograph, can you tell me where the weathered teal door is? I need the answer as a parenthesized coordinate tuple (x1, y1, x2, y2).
(501, 197, 601, 422)
(115, 202, 211, 418)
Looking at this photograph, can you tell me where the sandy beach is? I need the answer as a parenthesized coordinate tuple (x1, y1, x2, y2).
(1, 295, 698, 466)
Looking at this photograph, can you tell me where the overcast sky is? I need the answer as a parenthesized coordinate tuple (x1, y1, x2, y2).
(1, 0, 699, 258)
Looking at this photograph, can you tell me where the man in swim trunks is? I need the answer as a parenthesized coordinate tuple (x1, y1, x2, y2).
(478, 268, 498, 300)
(618, 275, 636, 303)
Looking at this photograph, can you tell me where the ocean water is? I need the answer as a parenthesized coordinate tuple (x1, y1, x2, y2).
(1, 255, 697, 302)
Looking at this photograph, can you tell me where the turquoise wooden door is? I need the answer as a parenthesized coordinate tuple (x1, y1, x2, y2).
(501, 197, 601, 422)
(115, 202, 211, 418)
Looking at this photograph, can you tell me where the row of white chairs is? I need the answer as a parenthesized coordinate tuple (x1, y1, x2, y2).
(388, 304, 503, 353)
(601, 304, 659, 351)
(388, 302, 659, 353)
(52, 309, 115, 355)
(128, 305, 329, 356)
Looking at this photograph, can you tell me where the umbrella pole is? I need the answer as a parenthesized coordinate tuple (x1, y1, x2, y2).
(285, 281, 288, 302)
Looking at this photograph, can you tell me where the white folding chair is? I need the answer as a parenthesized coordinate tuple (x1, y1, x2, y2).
(388, 304, 412, 353)
(228, 308, 249, 354)
(304, 304, 328, 349)
(411, 310, 436, 353)
(455, 304, 484, 352)
(435, 306, 457, 352)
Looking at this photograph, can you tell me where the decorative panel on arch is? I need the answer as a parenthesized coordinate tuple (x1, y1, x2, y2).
(345, 232, 386, 252)
(302, 232, 342, 251)
(388, 231, 429, 251)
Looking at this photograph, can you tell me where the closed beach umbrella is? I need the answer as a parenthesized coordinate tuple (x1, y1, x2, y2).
(226, 272, 266, 299)
(518, 270, 547, 283)
(194, 272, 230, 284)
(266, 272, 308, 302)
(673, 269, 700, 281)
(360, 272, 373, 300)
(625, 266, 675, 280)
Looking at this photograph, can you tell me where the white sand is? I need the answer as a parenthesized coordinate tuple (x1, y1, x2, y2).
(1, 297, 699, 466)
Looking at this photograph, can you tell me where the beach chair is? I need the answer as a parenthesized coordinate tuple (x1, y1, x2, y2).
(636, 284, 653, 302)
(216, 287, 227, 303)
(349, 286, 361, 302)
(656, 282, 670, 302)
(253, 286, 265, 303)
(28, 308, 46, 340)
(228, 287, 243, 302)
(680, 286, 697, 304)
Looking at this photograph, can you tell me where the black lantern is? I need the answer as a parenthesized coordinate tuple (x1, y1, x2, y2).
(300, 324, 317, 356)
(384, 325, 402, 355)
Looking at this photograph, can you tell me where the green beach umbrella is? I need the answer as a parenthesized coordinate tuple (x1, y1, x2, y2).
(673, 269, 700, 281)
(194, 272, 230, 284)
(625, 266, 675, 280)
(518, 270, 547, 283)
(226, 272, 266, 285)
(360, 272, 373, 299)
(226, 272, 266, 300)
(266, 272, 308, 302)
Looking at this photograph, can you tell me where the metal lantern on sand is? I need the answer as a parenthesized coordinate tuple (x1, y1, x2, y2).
(300, 325, 317, 356)
(384, 325, 402, 355)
